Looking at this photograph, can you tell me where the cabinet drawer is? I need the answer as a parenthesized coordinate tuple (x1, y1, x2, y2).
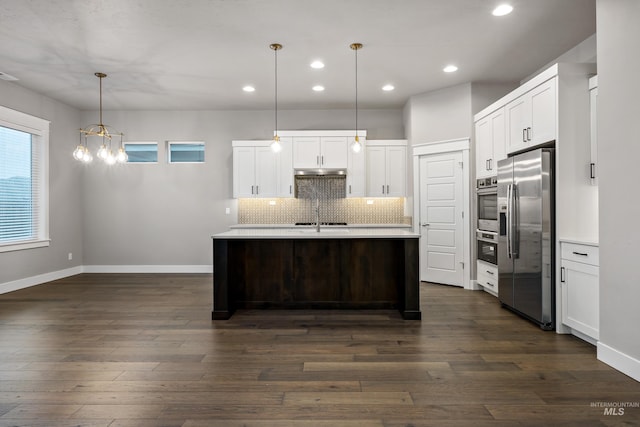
(477, 261, 498, 291)
(561, 242, 599, 266)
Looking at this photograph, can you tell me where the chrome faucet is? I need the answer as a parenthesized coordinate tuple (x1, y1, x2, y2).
(315, 196, 321, 232)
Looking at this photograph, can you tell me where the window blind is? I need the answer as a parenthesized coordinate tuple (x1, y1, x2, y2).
(0, 126, 38, 244)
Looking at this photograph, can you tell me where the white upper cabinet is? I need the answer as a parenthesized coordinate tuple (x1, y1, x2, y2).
(293, 135, 348, 169)
(505, 77, 557, 154)
(232, 141, 291, 198)
(279, 137, 294, 197)
(347, 137, 366, 197)
(366, 140, 407, 197)
(475, 107, 505, 178)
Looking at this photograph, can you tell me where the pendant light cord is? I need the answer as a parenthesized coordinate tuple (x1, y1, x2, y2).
(355, 46, 358, 140)
(274, 46, 278, 137)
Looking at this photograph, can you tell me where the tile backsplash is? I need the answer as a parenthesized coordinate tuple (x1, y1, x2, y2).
(238, 197, 409, 224)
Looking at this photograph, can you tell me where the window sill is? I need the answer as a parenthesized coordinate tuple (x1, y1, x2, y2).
(0, 239, 51, 253)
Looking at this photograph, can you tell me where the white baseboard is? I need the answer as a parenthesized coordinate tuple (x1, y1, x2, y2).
(82, 265, 213, 274)
(0, 266, 83, 295)
(597, 341, 640, 382)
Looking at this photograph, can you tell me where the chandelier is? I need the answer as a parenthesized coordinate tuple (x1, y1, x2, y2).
(73, 72, 127, 164)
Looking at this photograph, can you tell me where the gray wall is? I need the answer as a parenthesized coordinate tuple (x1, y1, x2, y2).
(0, 80, 83, 284)
(80, 108, 404, 267)
(596, 0, 640, 371)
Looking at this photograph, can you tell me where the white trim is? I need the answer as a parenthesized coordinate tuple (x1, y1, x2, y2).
(0, 239, 50, 253)
(413, 138, 470, 156)
(277, 130, 367, 138)
(597, 342, 640, 382)
(412, 138, 472, 290)
(0, 266, 82, 295)
(367, 139, 407, 147)
(82, 265, 213, 274)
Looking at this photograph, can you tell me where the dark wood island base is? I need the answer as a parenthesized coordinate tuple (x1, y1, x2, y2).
(212, 236, 421, 320)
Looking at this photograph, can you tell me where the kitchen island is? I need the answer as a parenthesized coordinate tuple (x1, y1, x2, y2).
(212, 228, 421, 320)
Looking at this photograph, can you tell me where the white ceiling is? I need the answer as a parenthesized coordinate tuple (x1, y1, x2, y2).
(0, 0, 596, 111)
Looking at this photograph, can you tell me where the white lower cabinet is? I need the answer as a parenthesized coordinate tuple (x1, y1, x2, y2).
(560, 241, 599, 341)
(476, 260, 498, 296)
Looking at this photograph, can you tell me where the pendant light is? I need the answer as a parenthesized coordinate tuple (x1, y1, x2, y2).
(270, 43, 283, 153)
(350, 43, 363, 153)
(73, 72, 127, 164)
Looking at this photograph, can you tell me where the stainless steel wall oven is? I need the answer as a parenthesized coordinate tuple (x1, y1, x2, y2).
(477, 177, 498, 232)
(476, 230, 498, 265)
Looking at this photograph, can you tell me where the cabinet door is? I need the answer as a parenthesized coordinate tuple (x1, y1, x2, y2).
(233, 146, 256, 198)
(278, 137, 294, 197)
(385, 146, 407, 197)
(366, 146, 387, 196)
(589, 84, 598, 184)
(561, 259, 599, 340)
(491, 109, 506, 166)
(347, 137, 366, 197)
(475, 116, 493, 179)
(320, 136, 348, 168)
(529, 78, 556, 146)
(293, 136, 321, 168)
(255, 147, 279, 197)
(505, 95, 528, 154)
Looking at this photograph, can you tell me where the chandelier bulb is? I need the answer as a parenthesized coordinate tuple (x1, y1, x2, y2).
(116, 147, 128, 163)
(73, 145, 86, 161)
(82, 151, 93, 163)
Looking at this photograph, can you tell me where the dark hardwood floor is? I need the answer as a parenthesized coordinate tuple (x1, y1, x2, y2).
(0, 273, 638, 426)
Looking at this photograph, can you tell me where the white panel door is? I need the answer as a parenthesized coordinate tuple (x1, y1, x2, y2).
(385, 146, 407, 197)
(320, 136, 348, 168)
(419, 151, 464, 286)
(233, 146, 256, 198)
(347, 137, 366, 197)
(529, 78, 557, 146)
(293, 136, 321, 168)
(278, 137, 294, 197)
(255, 147, 279, 197)
(366, 146, 387, 196)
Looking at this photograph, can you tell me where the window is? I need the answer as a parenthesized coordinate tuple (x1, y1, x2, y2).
(167, 141, 205, 163)
(0, 106, 49, 252)
(124, 142, 158, 163)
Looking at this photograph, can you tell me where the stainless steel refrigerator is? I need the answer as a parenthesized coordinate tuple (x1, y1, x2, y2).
(497, 148, 555, 330)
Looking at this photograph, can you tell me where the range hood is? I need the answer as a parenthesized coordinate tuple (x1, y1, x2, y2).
(294, 168, 347, 176)
(294, 170, 346, 198)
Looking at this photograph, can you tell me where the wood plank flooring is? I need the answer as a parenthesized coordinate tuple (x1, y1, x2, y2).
(0, 273, 638, 426)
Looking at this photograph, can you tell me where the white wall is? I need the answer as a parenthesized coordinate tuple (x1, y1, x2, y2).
(0, 80, 83, 287)
(80, 108, 404, 268)
(596, 0, 640, 380)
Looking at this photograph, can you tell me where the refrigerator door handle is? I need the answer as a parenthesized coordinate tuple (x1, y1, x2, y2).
(512, 184, 519, 258)
(506, 183, 512, 259)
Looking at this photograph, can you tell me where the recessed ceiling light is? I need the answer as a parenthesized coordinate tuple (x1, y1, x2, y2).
(382, 84, 395, 91)
(312, 85, 325, 92)
(492, 4, 513, 16)
(310, 60, 325, 69)
(443, 65, 458, 73)
(242, 85, 255, 92)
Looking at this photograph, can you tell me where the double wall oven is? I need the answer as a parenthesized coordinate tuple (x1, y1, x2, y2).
(476, 177, 498, 265)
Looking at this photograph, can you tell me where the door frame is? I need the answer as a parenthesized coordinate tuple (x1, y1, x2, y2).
(412, 138, 473, 290)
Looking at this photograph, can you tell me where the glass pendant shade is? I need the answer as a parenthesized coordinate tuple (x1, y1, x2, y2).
(116, 147, 128, 163)
(73, 145, 86, 161)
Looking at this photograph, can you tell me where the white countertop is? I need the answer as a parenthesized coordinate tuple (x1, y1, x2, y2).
(230, 223, 412, 229)
(213, 227, 419, 239)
